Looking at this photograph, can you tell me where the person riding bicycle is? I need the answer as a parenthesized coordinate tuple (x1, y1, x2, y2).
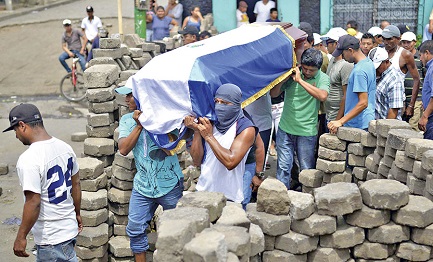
(59, 19, 87, 73)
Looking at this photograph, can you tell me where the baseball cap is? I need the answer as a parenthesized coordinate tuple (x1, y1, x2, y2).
(115, 86, 132, 95)
(368, 47, 388, 69)
(382, 25, 400, 38)
(321, 27, 347, 42)
(397, 24, 410, 35)
(313, 33, 323, 46)
(368, 26, 383, 37)
(332, 35, 360, 57)
(86, 6, 94, 12)
(347, 28, 357, 36)
(178, 25, 199, 36)
(298, 22, 313, 38)
(401, 32, 417, 42)
(3, 103, 43, 132)
(63, 19, 71, 25)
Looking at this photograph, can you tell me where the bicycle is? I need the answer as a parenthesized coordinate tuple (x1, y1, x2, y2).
(60, 56, 86, 102)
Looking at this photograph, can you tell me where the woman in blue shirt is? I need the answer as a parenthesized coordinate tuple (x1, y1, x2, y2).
(146, 6, 178, 41)
(182, 6, 203, 32)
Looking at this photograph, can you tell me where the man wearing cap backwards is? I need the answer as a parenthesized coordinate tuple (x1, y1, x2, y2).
(382, 25, 420, 122)
(328, 35, 376, 133)
(178, 25, 199, 45)
(81, 6, 103, 45)
(271, 48, 329, 189)
(321, 28, 354, 123)
(4, 103, 82, 260)
(369, 47, 405, 119)
(185, 84, 257, 203)
(115, 86, 185, 262)
(417, 40, 433, 139)
(59, 19, 87, 73)
(401, 31, 425, 131)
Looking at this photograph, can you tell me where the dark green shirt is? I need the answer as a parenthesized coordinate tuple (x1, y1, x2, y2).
(404, 50, 425, 102)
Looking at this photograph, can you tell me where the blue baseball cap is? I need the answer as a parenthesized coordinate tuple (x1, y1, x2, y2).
(115, 86, 132, 95)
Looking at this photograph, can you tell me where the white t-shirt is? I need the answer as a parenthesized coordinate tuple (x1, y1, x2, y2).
(237, 9, 250, 28)
(196, 124, 249, 203)
(81, 16, 103, 41)
(254, 0, 275, 22)
(16, 137, 79, 245)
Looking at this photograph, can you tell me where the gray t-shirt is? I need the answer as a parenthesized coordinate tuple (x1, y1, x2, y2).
(62, 28, 84, 51)
(244, 92, 272, 132)
(325, 57, 354, 120)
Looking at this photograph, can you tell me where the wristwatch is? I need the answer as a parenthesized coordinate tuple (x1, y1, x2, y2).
(255, 171, 265, 179)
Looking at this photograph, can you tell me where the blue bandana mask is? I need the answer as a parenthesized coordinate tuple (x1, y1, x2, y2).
(214, 84, 244, 134)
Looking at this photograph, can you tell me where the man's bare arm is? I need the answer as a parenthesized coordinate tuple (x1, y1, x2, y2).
(402, 51, 420, 116)
(71, 172, 82, 233)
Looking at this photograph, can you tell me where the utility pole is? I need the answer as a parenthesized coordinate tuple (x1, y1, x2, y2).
(5, 0, 13, 11)
(117, 0, 124, 41)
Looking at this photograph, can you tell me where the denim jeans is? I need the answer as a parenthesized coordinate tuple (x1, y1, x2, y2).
(59, 50, 86, 73)
(424, 117, 433, 140)
(276, 127, 317, 189)
(36, 237, 77, 262)
(242, 162, 256, 210)
(126, 178, 183, 254)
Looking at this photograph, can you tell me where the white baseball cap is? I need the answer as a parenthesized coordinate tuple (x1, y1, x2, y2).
(63, 19, 72, 25)
(401, 32, 417, 42)
(321, 27, 348, 42)
(368, 26, 383, 37)
(368, 47, 389, 69)
(313, 33, 323, 46)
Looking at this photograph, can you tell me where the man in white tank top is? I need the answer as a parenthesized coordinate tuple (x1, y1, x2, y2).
(383, 25, 420, 120)
(185, 84, 257, 203)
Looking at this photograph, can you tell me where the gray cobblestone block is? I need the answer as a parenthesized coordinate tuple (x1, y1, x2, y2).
(263, 235, 276, 253)
(368, 120, 377, 135)
(124, 34, 144, 48)
(142, 42, 156, 51)
(86, 123, 117, 138)
(111, 176, 133, 191)
(108, 187, 131, 204)
(249, 223, 265, 257)
(422, 150, 433, 173)
(183, 229, 228, 262)
(314, 182, 362, 216)
(365, 154, 379, 173)
(348, 143, 374, 156)
(392, 195, 433, 227)
(407, 173, 426, 195)
(366, 171, 382, 180)
(307, 247, 350, 262)
(377, 163, 391, 178)
(87, 113, 114, 128)
(361, 132, 377, 147)
(77, 157, 104, 180)
(99, 38, 121, 49)
(389, 162, 408, 183)
(353, 167, 368, 180)
(81, 172, 107, 192)
(177, 191, 226, 222)
(302, 185, 314, 194)
(93, 48, 123, 59)
(84, 64, 120, 88)
(412, 224, 433, 246)
(373, 152, 383, 164)
(337, 127, 367, 142)
(227, 252, 239, 262)
(81, 209, 108, 227)
(291, 213, 336, 237)
(133, 57, 150, 68)
(82, 189, 108, 211)
(120, 70, 138, 82)
(318, 146, 346, 161)
(246, 203, 291, 236)
(424, 188, 433, 202)
(114, 224, 127, 236)
(155, 220, 196, 261)
(85, 154, 114, 168)
(112, 164, 136, 182)
(299, 169, 324, 188)
(316, 159, 346, 173)
(320, 224, 364, 248)
(275, 231, 318, 255)
(88, 57, 118, 67)
(89, 100, 118, 114)
(262, 250, 307, 262)
(108, 201, 129, 216)
(287, 190, 315, 220)
(77, 223, 109, 248)
(76, 243, 107, 260)
(129, 48, 143, 58)
(387, 128, 423, 150)
(216, 204, 250, 229)
(360, 179, 409, 210)
(385, 145, 397, 158)
(329, 170, 352, 183)
(257, 178, 290, 215)
(113, 152, 135, 170)
(396, 241, 432, 261)
(376, 146, 385, 156)
(368, 221, 410, 244)
(115, 58, 126, 71)
(71, 132, 87, 142)
(377, 135, 387, 147)
(426, 175, 433, 195)
(413, 161, 430, 180)
(78, 253, 109, 262)
(406, 138, 433, 160)
(114, 127, 120, 143)
(109, 236, 133, 258)
(353, 240, 396, 260)
(112, 213, 129, 226)
(212, 225, 251, 258)
(120, 56, 132, 70)
(376, 119, 411, 137)
(348, 154, 366, 167)
(380, 155, 394, 168)
(84, 138, 115, 157)
(86, 85, 116, 103)
(319, 134, 346, 151)
(395, 150, 415, 171)
(345, 204, 391, 228)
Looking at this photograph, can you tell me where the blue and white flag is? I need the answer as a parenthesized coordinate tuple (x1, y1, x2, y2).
(127, 24, 295, 150)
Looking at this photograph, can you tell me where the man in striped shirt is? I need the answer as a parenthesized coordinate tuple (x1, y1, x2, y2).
(369, 47, 405, 119)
